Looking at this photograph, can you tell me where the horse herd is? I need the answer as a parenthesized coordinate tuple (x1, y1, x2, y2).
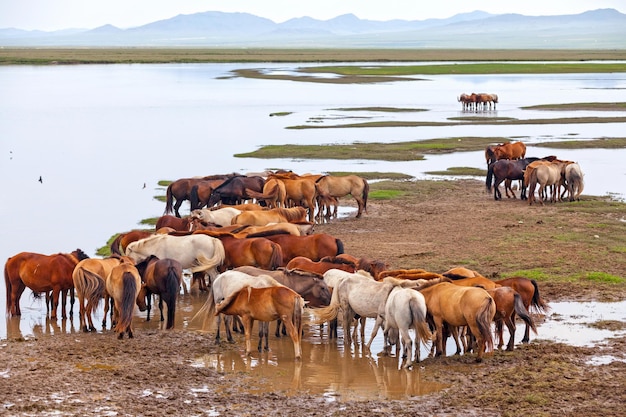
(4, 168, 550, 367)
(458, 93, 498, 111)
(484, 141, 585, 204)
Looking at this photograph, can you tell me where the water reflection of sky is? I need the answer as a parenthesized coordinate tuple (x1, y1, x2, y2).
(1, 63, 625, 339)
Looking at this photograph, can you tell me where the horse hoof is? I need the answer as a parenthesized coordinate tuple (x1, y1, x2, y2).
(117, 333, 124, 340)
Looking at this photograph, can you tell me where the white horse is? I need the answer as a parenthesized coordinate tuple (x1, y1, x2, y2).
(193, 269, 284, 346)
(125, 234, 225, 292)
(190, 207, 242, 227)
(381, 287, 432, 368)
(562, 162, 585, 201)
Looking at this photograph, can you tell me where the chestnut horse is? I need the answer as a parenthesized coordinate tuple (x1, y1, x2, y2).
(487, 286, 537, 351)
(418, 281, 495, 362)
(244, 178, 287, 209)
(266, 173, 317, 223)
(285, 256, 357, 275)
(315, 174, 369, 219)
(485, 141, 527, 166)
(72, 255, 133, 332)
(216, 285, 305, 360)
(260, 233, 345, 266)
(155, 215, 194, 232)
(105, 263, 145, 339)
(110, 230, 154, 256)
(5, 249, 89, 319)
(135, 255, 183, 329)
(194, 231, 284, 271)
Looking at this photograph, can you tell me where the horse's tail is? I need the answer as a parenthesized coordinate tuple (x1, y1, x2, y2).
(164, 183, 174, 215)
(485, 162, 494, 192)
(190, 283, 216, 331)
(190, 240, 226, 274)
(513, 292, 537, 335)
(293, 295, 304, 338)
(529, 279, 550, 314)
(116, 272, 138, 334)
(75, 268, 105, 311)
(409, 296, 433, 347)
(335, 238, 345, 255)
(362, 178, 369, 213)
(309, 283, 340, 324)
(4, 261, 12, 314)
(476, 296, 495, 353)
(269, 243, 284, 270)
(164, 266, 180, 329)
(189, 185, 201, 211)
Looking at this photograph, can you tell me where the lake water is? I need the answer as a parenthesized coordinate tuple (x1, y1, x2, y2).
(1, 62, 626, 340)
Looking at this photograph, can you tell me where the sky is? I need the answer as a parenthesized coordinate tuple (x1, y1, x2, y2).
(1, 0, 625, 31)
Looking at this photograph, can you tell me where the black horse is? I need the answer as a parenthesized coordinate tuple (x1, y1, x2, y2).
(206, 175, 265, 207)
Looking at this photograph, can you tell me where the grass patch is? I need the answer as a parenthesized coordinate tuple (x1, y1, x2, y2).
(581, 272, 624, 284)
(235, 137, 507, 161)
(269, 112, 292, 117)
(523, 102, 626, 111)
(502, 269, 553, 281)
(369, 189, 405, 200)
(425, 167, 487, 176)
(533, 137, 626, 149)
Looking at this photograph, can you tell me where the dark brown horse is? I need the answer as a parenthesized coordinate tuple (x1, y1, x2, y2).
(486, 157, 540, 200)
(259, 233, 345, 266)
(188, 178, 229, 211)
(206, 175, 265, 207)
(164, 174, 238, 217)
(135, 255, 183, 329)
(155, 215, 194, 232)
(5, 249, 90, 319)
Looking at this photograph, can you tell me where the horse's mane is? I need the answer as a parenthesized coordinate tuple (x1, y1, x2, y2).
(244, 229, 291, 238)
(276, 207, 307, 222)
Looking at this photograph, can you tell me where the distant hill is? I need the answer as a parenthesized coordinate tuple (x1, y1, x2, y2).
(1, 9, 625, 48)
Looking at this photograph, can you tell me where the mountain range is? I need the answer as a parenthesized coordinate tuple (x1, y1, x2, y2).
(1, 8, 625, 49)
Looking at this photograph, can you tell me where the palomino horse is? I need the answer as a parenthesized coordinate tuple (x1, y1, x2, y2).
(261, 233, 345, 266)
(125, 234, 225, 292)
(135, 255, 183, 329)
(193, 231, 284, 271)
(485, 141, 527, 166)
(244, 177, 287, 209)
(231, 207, 308, 226)
(72, 255, 133, 332)
(105, 263, 145, 339)
(216, 285, 305, 360)
(285, 256, 357, 275)
(5, 249, 89, 319)
(494, 277, 549, 343)
(232, 222, 312, 237)
(315, 175, 369, 219)
(189, 207, 242, 227)
(267, 172, 317, 223)
(193, 269, 284, 344)
(486, 286, 537, 351)
(382, 287, 433, 368)
(527, 160, 570, 205)
(418, 281, 495, 362)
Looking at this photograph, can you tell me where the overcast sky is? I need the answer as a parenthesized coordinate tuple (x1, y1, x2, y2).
(1, 0, 625, 31)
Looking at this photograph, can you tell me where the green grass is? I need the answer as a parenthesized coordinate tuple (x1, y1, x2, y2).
(502, 269, 554, 281)
(580, 272, 624, 284)
(533, 137, 626, 149)
(369, 189, 405, 200)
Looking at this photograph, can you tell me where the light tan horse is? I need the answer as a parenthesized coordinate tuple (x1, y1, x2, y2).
(231, 206, 308, 226)
(418, 281, 495, 362)
(315, 175, 369, 219)
(267, 173, 318, 223)
(105, 263, 145, 339)
(527, 160, 570, 205)
(72, 255, 134, 332)
(244, 177, 287, 209)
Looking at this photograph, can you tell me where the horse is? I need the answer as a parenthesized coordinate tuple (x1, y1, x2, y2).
(562, 162, 585, 201)
(188, 178, 229, 211)
(486, 286, 537, 351)
(5, 249, 89, 320)
(189, 207, 242, 227)
(193, 269, 284, 344)
(527, 160, 569, 205)
(418, 281, 495, 362)
(110, 230, 154, 256)
(125, 234, 225, 292)
(442, 267, 484, 280)
(135, 255, 183, 329)
(485, 141, 527, 166)
(72, 255, 133, 332)
(474, 93, 495, 110)
(450, 275, 500, 290)
(244, 177, 287, 209)
(457, 93, 472, 110)
(377, 269, 445, 281)
(155, 215, 194, 232)
(486, 157, 541, 200)
(315, 175, 369, 219)
(206, 175, 265, 207)
(260, 233, 345, 266)
(195, 231, 284, 271)
(285, 256, 357, 275)
(381, 287, 432, 368)
(231, 207, 308, 227)
(493, 277, 549, 343)
(105, 262, 145, 339)
(216, 285, 305, 360)
(231, 222, 310, 237)
(266, 173, 317, 223)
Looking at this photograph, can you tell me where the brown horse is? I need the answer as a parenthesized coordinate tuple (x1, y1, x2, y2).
(189, 178, 228, 211)
(260, 233, 345, 266)
(216, 285, 305, 360)
(206, 175, 266, 207)
(487, 286, 537, 351)
(285, 256, 357, 275)
(135, 255, 183, 329)
(110, 230, 154, 256)
(244, 177, 287, 209)
(5, 249, 89, 319)
(450, 276, 500, 290)
(493, 277, 549, 343)
(72, 255, 133, 332)
(155, 215, 194, 232)
(485, 141, 526, 166)
(106, 263, 145, 339)
(418, 281, 495, 362)
(267, 173, 317, 223)
(231, 207, 308, 226)
(315, 174, 369, 219)
(197, 231, 284, 271)
(165, 174, 238, 217)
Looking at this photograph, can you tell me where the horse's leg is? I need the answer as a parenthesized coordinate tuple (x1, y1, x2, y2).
(493, 177, 502, 200)
(69, 288, 75, 317)
(504, 314, 516, 351)
(433, 318, 444, 357)
(330, 317, 338, 339)
(275, 319, 282, 338)
(495, 320, 504, 350)
(242, 315, 254, 356)
(365, 315, 382, 351)
(224, 314, 235, 343)
(158, 296, 165, 322)
(400, 328, 413, 368)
